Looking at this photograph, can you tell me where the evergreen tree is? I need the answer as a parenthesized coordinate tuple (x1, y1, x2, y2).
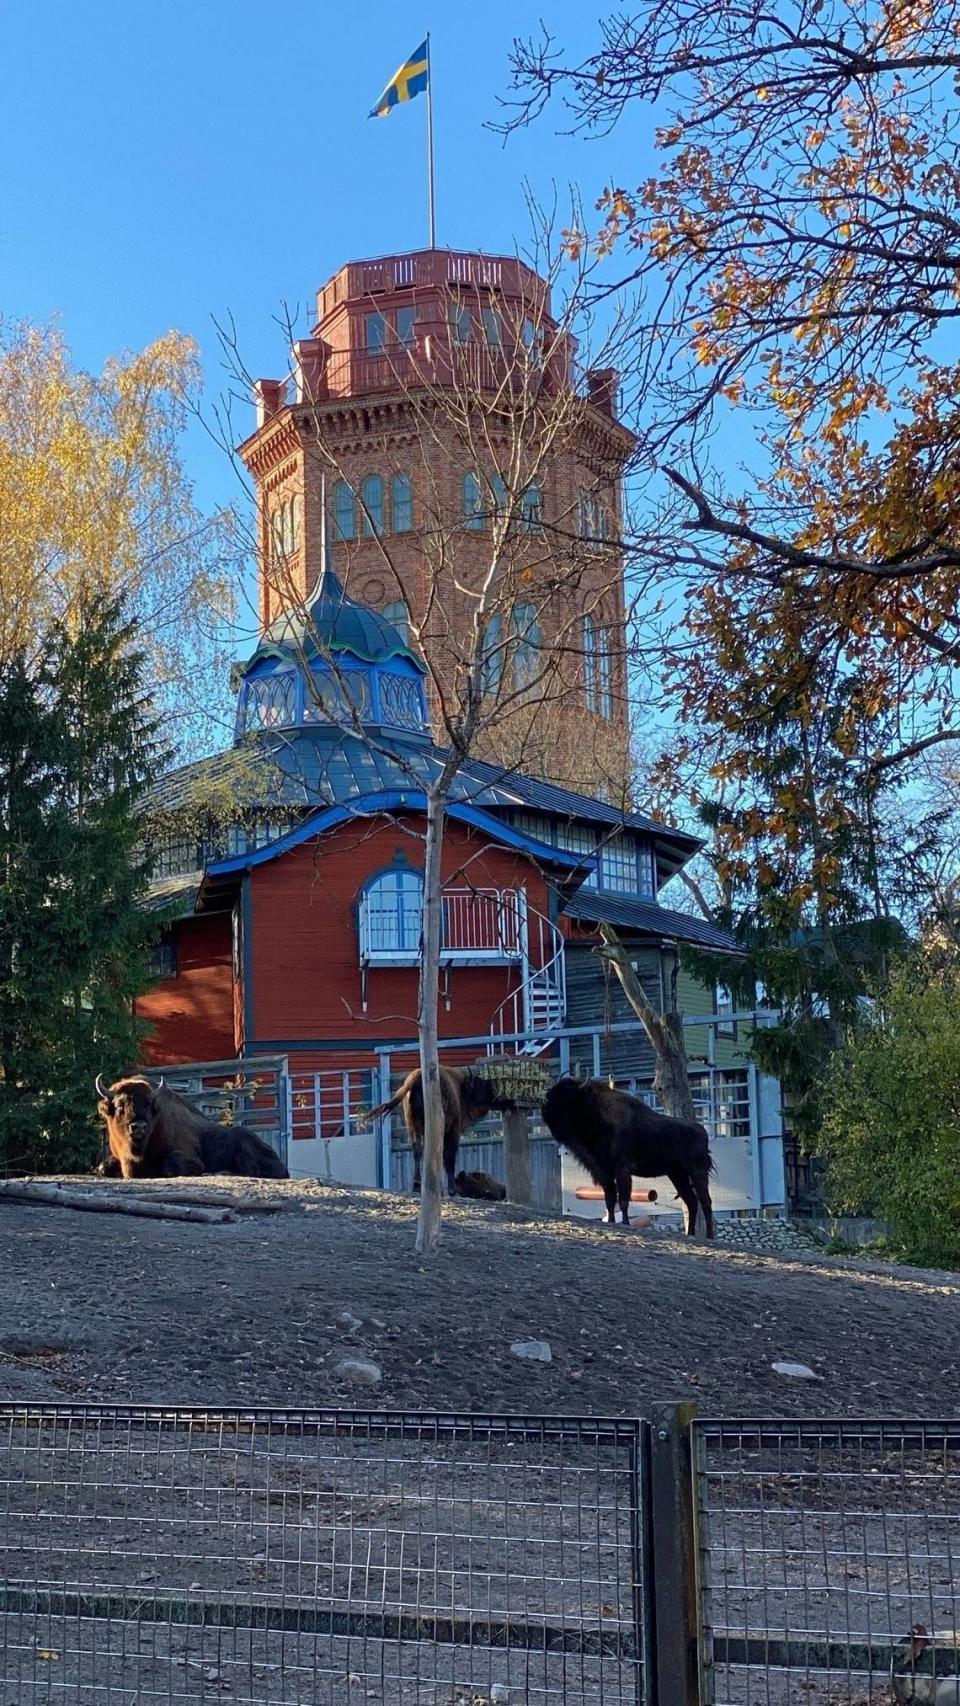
(0, 598, 165, 1173)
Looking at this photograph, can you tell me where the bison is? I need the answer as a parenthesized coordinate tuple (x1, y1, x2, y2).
(359, 1066, 514, 1197)
(454, 1168, 507, 1202)
(95, 1075, 289, 1181)
(541, 1076, 715, 1236)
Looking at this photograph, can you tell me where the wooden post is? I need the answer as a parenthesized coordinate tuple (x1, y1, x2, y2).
(503, 1107, 531, 1204)
(649, 1401, 702, 1706)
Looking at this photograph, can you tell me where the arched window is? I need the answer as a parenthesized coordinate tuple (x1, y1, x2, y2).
(391, 473, 413, 533)
(520, 483, 543, 532)
(361, 867, 423, 958)
(491, 473, 507, 517)
(383, 600, 409, 643)
(361, 475, 384, 537)
(291, 494, 302, 551)
(511, 603, 542, 688)
(333, 480, 356, 542)
(598, 626, 614, 719)
(481, 613, 503, 694)
(462, 472, 484, 531)
(583, 614, 598, 712)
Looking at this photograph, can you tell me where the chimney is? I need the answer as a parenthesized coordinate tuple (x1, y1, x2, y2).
(585, 367, 619, 419)
(253, 378, 286, 427)
(292, 338, 327, 404)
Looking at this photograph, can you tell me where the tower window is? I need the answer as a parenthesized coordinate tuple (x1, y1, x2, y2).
(520, 483, 543, 533)
(333, 480, 356, 542)
(361, 475, 384, 537)
(462, 472, 485, 531)
(481, 307, 502, 349)
(583, 614, 598, 712)
(365, 312, 387, 353)
(511, 603, 542, 688)
(395, 306, 417, 348)
(148, 930, 178, 980)
(383, 600, 409, 643)
(391, 473, 413, 533)
(448, 302, 471, 344)
(598, 626, 614, 719)
(481, 613, 504, 694)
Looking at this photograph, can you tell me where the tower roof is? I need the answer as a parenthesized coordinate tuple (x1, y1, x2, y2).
(240, 568, 425, 675)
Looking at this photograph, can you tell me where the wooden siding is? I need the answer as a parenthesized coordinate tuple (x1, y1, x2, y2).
(136, 914, 236, 1067)
(247, 817, 554, 1049)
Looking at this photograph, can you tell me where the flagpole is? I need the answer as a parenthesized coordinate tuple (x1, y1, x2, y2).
(426, 32, 436, 248)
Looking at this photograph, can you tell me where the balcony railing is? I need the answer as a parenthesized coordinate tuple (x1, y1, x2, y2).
(316, 250, 549, 323)
(291, 337, 573, 406)
(359, 886, 525, 966)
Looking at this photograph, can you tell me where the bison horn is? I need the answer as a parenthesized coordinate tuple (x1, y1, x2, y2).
(156, 1076, 165, 1091)
(95, 1073, 109, 1099)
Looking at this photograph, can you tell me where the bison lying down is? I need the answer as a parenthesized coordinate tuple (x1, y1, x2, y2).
(541, 1076, 715, 1236)
(96, 1075, 289, 1180)
(360, 1066, 514, 1197)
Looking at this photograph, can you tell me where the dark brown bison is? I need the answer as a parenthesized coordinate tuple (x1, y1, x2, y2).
(359, 1066, 514, 1197)
(454, 1168, 507, 1202)
(95, 1075, 288, 1180)
(541, 1076, 715, 1236)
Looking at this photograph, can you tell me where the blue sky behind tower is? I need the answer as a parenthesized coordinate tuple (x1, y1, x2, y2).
(2, 2, 657, 635)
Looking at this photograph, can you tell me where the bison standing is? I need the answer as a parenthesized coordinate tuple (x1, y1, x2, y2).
(95, 1075, 289, 1180)
(541, 1076, 715, 1236)
(360, 1066, 513, 1197)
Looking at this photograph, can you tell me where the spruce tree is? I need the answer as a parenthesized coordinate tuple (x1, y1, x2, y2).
(0, 599, 165, 1173)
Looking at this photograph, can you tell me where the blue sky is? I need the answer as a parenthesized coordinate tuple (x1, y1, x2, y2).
(2, 1, 653, 547)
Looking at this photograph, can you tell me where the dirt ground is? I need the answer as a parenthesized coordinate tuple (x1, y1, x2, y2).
(0, 1177, 958, 1417)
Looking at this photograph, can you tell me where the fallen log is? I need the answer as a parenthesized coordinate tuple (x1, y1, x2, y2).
(0, 1180, 234, 1225)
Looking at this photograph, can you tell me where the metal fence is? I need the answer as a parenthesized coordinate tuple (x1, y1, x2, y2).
(0, 1405, 650, 1705)
(694, 1417, 960, 1705)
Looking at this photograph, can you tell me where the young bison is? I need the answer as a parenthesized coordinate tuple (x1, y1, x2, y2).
(360, 1066, 514, 1198)
(454, 1168, 507, 1202)
(95, 1075, 288, 1180)
(541, 1076, 715, 1236)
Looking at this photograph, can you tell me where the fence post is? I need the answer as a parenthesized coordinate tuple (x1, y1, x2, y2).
(649, 1401, 702, 1706)
(377, 1055, 393, 1190)
(503, 1108, 531, 1204)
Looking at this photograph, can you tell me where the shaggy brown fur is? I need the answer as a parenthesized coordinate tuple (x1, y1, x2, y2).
(96, 1077, 288, 1180)
(454, 1169, 507, 1202)
(541, 1076, 715, 1236)
(360, 1066, 514, 1196)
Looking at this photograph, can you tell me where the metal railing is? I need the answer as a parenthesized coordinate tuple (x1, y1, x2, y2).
(0, 1404, 649, 1705)
(141, 1056, 289, 1170)
(694, 1416, 960, 1705)
(358, 885, 524, 964)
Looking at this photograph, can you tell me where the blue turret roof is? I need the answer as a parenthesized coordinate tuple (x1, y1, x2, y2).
(239, 569, 425, 675)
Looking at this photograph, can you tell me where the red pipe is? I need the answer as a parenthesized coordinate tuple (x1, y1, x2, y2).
(574, 1186, 658, 1203)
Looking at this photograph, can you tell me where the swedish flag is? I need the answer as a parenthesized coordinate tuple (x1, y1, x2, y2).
(369, 38, 430, 118)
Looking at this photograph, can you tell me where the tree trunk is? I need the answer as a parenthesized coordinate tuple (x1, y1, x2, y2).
(415, 789, 447, 1255)
(598, 924, 698, 1123)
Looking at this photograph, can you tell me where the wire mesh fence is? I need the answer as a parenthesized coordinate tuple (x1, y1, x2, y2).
(694, 1418, 960, 1706)
(0, 1405, 649, 1705)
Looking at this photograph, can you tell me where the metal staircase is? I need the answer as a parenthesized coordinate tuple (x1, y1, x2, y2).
(487, 894, 566, 1056)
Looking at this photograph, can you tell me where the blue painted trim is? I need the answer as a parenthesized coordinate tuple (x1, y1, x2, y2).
(205, 792, 589, 879)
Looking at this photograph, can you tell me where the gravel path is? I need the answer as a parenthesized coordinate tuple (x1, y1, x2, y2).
(0, 1178, 956, 1417)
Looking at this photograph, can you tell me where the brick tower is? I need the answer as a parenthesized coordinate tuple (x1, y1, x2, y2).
(239, 247, 634, 796)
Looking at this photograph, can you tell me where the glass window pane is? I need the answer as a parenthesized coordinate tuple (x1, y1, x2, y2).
(383, 601, 409, 643)
(600, 834, 638, 894)
(365, 869, 423, 954)
(511, 602, 542, 688)
(556, 823, 597, 890)
(463, 472, 485, 531)
(521, 484, 543, 532)
(361, 475, 384, 537)
(482, 307, 501, 348)
(333, 480, 356, 541)
(395, 306, 417, 348)
(583, 615, 597, 712)
(599, 625, 614, 718)
(365, 312, 387, 352)
(481, 613, 503, 693)
(448, 302, 471, 343)
(391, 474, 413, 532)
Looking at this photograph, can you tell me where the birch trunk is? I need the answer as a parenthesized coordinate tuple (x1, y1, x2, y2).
(415, 789, 447, 1255)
